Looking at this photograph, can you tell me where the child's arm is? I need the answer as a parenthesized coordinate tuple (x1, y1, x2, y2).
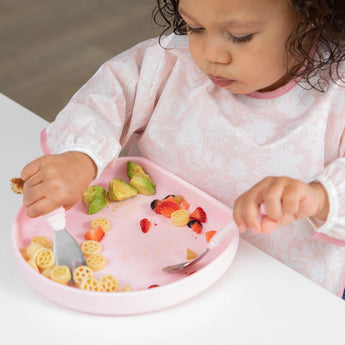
(21, 152, 97, 218)
(233, 177, 329, 235)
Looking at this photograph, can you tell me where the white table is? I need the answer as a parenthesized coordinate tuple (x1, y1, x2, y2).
(1, 93, 345, 345)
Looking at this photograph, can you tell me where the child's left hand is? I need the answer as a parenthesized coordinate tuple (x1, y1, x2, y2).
(233, 177, 329, 235)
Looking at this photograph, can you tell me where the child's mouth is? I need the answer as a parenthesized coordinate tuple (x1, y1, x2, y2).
(208, 75, 234, 87)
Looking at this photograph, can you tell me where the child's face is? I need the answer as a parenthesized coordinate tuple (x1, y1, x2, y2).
(179, 0, 301, 94)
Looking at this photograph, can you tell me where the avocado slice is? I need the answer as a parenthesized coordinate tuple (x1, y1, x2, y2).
(82, 185, 107, 215)
(129, 175, 155, 195)
(127, 161, 153, 182)
(108, 178, 138, 201)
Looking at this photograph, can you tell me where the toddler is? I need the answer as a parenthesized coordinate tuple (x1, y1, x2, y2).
(20, 0, 345, 297)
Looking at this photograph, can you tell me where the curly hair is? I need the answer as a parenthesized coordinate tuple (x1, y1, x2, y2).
(153, 0, 345, 92)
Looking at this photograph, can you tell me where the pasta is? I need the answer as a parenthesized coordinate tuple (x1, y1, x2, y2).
(99, 275, 119, 292)
(91, 217, 111, 232)
(26, 242, 44, 259)
(80, 277, 101, 291)
(35, 248, 56, 270)
(31, 235, 50, 248)
(50, 265, 71, 285)
(86, 254, 106, 271)
(171, 209, 190, 226)
(81, 240, 102, 256)
(73, 265, 94, 286)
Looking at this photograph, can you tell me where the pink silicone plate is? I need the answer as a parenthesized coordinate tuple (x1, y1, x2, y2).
(12, 157, 238, 315)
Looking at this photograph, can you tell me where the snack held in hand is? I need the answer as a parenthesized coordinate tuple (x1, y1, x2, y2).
(127, 161, 155, 195)
(107, 178, 138, 201)
(10, 177, 24, 194)
(82, 185, 107, 215)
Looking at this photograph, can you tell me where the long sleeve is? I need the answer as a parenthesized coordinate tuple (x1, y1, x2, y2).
(308, 85, 345, 244)
(42, 35, 176, 177)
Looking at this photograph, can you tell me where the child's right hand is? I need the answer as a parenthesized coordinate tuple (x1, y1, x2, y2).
(21, 151, 97, 218)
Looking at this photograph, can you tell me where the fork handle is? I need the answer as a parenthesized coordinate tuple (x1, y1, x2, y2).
(46, 207, 66, 232)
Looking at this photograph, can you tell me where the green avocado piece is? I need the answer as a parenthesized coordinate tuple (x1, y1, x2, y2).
(127, 161, 153, 182)
(129, 175, 155, 195)
(82, 185, 107, 215)
(108, 178, 138, 201)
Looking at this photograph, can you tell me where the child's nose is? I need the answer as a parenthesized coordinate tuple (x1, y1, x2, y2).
(204, 36, 231, 64)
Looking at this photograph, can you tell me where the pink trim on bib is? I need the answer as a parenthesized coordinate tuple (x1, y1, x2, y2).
(311, 232, 345, 247)
(40, 129, 50, 155)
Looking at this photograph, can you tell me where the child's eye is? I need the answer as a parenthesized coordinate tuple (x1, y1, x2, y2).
(227, 34, 254, 44)
(185, 24, 204, 34)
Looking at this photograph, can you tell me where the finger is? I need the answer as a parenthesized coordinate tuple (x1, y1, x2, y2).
(21, 158, 41, 181)
(260, 216, 279, 234)
(281, 183, 305, 217)
(23, 173, 43, 193)
(233, 199, 249, 233)
(22, 183, 45, 208)
(262, 179, 285, 221)
(26, 198, 59, 218)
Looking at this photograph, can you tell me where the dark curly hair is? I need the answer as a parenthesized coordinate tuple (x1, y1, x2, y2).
(153, 0, 345, 92)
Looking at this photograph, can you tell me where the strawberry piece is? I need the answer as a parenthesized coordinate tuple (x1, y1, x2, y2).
(154, 200, 180, 218)
(84, 227, 105, 242)
(187, 220, 203, 234)
(190, 207, 207, 223)
(205, 230, 217, 243)
(140, 218, 151, 233)
(148, 284, 159, 289)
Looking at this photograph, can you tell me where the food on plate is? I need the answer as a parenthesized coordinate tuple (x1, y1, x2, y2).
(85, 254, 106, 271)
(27, 258, 39, 272)
(127, 161, 150, 179)
(186, 248, 197, 260)
(189, 207, 207, 223)
(129, 175, 155, 195)
(170, 209, 190, 226)
(172, 195, 190, 210)
(152, 196, 180, 217)
(73, 265, 94, 286)
(84, 227, 105, 242)
(107, 178, 138, 201)
(127, 161, 156, 195)
(140, 218, 151, 233)
(31, 235, 51, 248)
(80, 277, 101, 291)
(25, 242, 44, 259)
(82, 185, 107, 215)
(35, 248, 56, 270)
(121, 284, 133, 292)
(148, 284, 159, 289)
(91, 217, 111, 232)
(99, 274, 119, 292)
(10, 177, 24, 194)
(50, 265, 71, 285)
(81, 240, 102, 256)
(205, 230, 217, 243)
(187, 220, 203, 234)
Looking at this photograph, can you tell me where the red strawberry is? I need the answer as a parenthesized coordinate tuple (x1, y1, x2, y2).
(154, 200, 180, 218)
(84, 227, 105, 242)
(187, 220, 203, 234)
(190, 207, 207, 223)
(140, 218, 151, 233)
(148, 284, 159, 289)
(205, 230, 217, 243)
